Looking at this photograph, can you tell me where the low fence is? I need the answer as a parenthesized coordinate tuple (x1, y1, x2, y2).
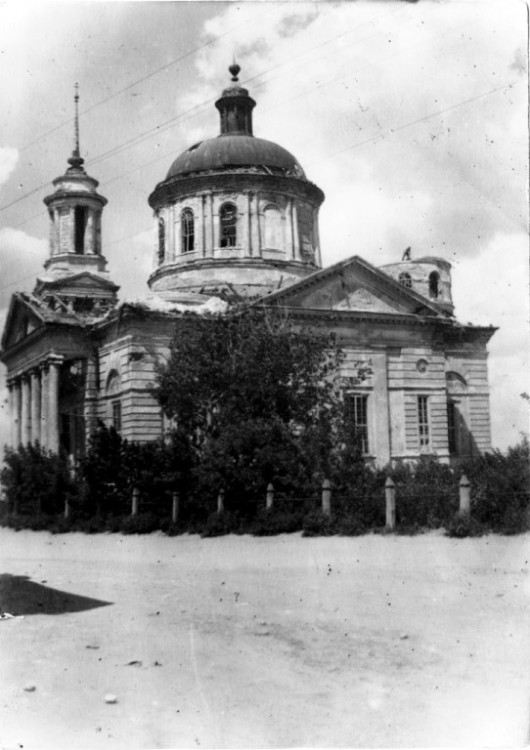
(109, 473, 476, 529)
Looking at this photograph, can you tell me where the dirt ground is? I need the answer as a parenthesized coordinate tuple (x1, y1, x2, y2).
(0, 528, 528, 749)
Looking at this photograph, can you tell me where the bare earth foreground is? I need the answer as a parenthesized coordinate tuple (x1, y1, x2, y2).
(0, 529, 529, 749)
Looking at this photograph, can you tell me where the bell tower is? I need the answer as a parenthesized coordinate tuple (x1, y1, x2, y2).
(35, 85, 118, 315)
(43, 84, 109, 278)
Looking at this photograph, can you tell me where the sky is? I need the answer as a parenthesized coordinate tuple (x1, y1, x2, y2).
(0, 0, 528, 451)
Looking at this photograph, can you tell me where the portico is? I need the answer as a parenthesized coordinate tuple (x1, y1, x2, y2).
(8, 357, 62, 452)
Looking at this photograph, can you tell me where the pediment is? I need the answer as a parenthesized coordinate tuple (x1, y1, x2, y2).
(34, 272, 119, 299)
(263, 255, 442, 317)
(1, 293, 46, 351)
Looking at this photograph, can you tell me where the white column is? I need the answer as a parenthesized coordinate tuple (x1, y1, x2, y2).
(291, 201, 300, 260)
(246, 192, 253, 257)
(47, 359, 61, 453)
(255, 192, 262, 257)
(20, 374, 31, 445)
(168, 204, 175, 261)
(85, 209, 95, 254)
(208, 194, 215, 252)
(286, 198, 295, 260)
(312, 208, 322, 267)
(12, 378, 21, 447)
(40, 364, 49, 449)
(30, 369, 41, 445)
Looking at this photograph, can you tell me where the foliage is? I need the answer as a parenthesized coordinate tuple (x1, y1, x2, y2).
(249, 507, 304, 536)
(120, 512, 161, 535)
(389, 456, 459, 529)
(155, 305, 371, 508)
(445, 514, 487, 538)
(0, 443, 76, 517)
(456, 439, 530, 533)
(302, 510, 337, 537)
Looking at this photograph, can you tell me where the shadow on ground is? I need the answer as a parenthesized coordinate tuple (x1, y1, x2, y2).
(0, 574, 113, 616)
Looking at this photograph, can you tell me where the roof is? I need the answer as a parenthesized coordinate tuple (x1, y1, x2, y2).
(166, 134, 306, 180)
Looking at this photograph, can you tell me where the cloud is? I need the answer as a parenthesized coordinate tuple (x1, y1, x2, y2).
(452, 232, 529, 449)
(0, 147, 19, 186)
(0, 228, 48, 314)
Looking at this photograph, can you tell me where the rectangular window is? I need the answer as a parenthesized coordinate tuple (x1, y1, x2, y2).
(112, 400, 122, 433)
(346, 394, 369, 454)
(418, 395, 430, 451)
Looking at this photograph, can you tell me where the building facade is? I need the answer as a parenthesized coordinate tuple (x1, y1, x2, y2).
(0, 65, 496, 465)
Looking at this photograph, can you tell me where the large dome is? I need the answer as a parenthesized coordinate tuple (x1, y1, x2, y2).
(167, 134, 306, 180)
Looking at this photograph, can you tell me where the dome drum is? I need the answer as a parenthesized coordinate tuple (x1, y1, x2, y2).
(148, 184, 322, 298)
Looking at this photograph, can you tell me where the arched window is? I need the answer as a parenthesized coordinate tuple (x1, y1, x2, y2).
(264, 204, 282, 249)
(220, 203, 237, 248)
(158, 218, 165, 264)
(398, 272, 412, 288)
(429, 271, 440, 299)
(181, 208, 195, 253)
(75, 205, 88, 254)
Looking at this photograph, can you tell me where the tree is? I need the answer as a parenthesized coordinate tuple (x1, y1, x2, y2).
(155, 305, 371, 508)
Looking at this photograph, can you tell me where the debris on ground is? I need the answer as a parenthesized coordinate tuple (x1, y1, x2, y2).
(104, 694, 118, 704)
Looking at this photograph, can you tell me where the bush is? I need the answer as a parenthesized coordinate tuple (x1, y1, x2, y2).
(457, 440, 530, 534)
(445, 513, 487, 538)
(201, 511, 240, 537)
(250, 507, 304, 536)
(120, 513, 161, 535)
(302, 510, 336, 537)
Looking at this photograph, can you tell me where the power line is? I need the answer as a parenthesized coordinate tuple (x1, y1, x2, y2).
(307, 79, 524, 166)
(1, 2, 407, 215)
(17, 2, 287, 154)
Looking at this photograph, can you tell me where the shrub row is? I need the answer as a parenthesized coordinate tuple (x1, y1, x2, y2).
(1, 431, 528, 538)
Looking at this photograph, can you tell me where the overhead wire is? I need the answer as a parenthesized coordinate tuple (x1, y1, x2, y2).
(1, 1, 410, 215)
(16, 1, 287, 154)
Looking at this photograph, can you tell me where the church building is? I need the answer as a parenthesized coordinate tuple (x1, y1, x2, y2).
(0, 66, 496, 466)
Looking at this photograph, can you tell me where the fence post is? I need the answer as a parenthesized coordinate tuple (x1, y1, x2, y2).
(385, 477, 396, 530)
(64, 497, 70, 519)
(321, 479, 331, 516)
(217, 488, 225, 514)
(266, 483, 274, 510)
(172, 492, 180, 523)
(131, 487, 139, 517)
(459, 474, 471, 516)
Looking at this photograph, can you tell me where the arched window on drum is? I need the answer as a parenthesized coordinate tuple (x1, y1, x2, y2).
(181, 208, 195, 253)
(220, 203, 237, 248)
(263, 204, 282, 249)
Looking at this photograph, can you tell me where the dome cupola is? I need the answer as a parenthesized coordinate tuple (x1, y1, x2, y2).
(215, 62, 256, 136)
(147, 65, 324, 303)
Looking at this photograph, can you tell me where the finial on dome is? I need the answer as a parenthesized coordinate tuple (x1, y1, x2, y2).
(67, 82, 85, 171)
(228, 61, 241, 82)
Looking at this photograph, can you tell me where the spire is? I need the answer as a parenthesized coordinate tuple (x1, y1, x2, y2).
(215, 63, 256, 136)
(67, 82, 85, 172)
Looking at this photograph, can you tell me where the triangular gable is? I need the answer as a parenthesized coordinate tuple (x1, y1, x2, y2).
(34, 272, 119, 298)
(260, 255, 444, 317)
(1, 293, 46, 351)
